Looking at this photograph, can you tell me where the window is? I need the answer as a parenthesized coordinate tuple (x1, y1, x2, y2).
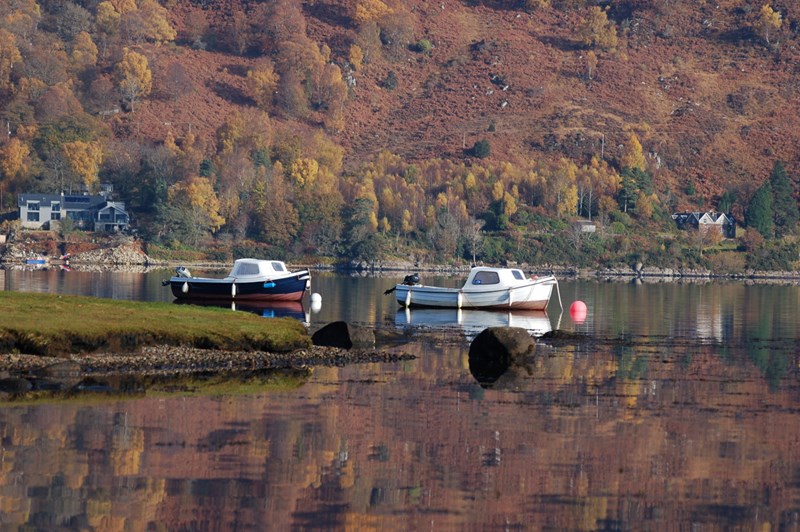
(51, 202, 61, 212)
(472, 271, 500, 285)
(271, 261, 285, 272)
(51, 213, 61, 221)
(27, 202, 40, 211)
(512, 270, 524, 280)
(233, 262, 260, 276)
(27, 212, 40, 222)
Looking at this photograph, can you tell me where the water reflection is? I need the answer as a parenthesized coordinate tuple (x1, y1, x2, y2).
(1, 269, 800, 528)
(396, 307, 554, 338)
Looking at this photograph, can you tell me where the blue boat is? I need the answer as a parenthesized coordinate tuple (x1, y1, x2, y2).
(165, 258, 310, 302)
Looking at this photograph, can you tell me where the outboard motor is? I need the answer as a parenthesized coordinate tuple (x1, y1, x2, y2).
(175, 266, 192, 278)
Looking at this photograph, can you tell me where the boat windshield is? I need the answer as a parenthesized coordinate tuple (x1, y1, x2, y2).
(232, 262, 261, 276)
(472, 271, 500, 285)
(271, 261, 286, 272)
(512, 270, 524, 280)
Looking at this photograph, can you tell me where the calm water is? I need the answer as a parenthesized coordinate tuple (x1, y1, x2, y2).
(1, 266, 799, 530)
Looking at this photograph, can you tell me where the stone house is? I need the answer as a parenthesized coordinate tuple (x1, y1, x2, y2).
(672, 211, 736, 238)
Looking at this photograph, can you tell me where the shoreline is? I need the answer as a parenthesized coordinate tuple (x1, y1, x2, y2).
(3, 258, 800, 284)
(0, 344, 416, 381)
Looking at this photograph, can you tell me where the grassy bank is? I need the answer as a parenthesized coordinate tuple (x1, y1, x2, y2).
(0, 291, 310, 356)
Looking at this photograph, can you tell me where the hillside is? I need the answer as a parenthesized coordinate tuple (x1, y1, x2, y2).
(1, 0, 799, 271)
(121, 0, 800, 207)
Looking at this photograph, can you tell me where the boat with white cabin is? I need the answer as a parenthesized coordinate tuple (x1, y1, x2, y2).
(390, 267, 559, 311)
(164, 258, 310, 302)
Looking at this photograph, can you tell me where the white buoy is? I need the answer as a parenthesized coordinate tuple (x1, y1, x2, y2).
(182, 282, 189, 294)
(231, 283, 237, 297)
(310, 292, 322, 312)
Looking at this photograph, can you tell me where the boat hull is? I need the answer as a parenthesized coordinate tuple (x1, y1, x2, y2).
(169, 271, 310, 302)
(394, 276, 556, 310)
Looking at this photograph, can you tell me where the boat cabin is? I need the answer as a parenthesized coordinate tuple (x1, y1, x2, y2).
(465, 267, 528, 287)
(227, 259, 290, 279)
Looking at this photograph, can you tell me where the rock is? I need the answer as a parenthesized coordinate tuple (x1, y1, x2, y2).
(311, 321, 376, 349)
(468, 327, 536, 383)
(0, 377, 32, 394)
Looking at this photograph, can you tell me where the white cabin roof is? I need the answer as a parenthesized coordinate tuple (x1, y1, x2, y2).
(228, 258, 289, 278)
(463, 267, 528, 288)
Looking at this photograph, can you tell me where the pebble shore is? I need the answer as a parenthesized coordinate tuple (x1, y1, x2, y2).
(0, 345, 416, 378)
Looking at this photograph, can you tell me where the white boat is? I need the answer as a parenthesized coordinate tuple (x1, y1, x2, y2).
(391, 267, 559, 311)
(396, 308, 553, 337)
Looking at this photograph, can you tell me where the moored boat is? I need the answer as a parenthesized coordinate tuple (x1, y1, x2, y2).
(390, 267, 559, 311)
(164, 258, 310, 302)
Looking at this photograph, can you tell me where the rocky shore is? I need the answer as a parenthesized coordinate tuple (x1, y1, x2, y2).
(0, 344, 416, 380)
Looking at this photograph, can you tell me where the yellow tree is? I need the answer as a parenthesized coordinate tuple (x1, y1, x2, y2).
(579, 6, 618, 51)
(62, 141, 104, 192)
(756, 4, 781, 45)
(71, 31, 98, 70)
(114, 48, 152, 111)
(168, 176, 225, 245)
(290, 158, 319, 189)
(349, 45, 364, 70)
(246, 60, 279, 109)
(0, 29, 22, 94)
(620, 132, 646, 171)
(353, 0, 392, 25)
(135, 0, 177, 44)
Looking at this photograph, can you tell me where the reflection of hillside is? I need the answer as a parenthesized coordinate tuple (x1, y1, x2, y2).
(0, 338, 798, 529)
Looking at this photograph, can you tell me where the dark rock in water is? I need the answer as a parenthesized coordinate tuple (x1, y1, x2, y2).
(468, 327, 536, 385)
(32, 361, 82, 379)
(312, 321, 376, 349)
(0, 377, 32, 394)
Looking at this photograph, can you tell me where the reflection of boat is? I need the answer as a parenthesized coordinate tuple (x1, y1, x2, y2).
(391, 267, 558, 310)
(396, 308, 553, 337)
(175, 299, 309, 323)
(164, 259, 311, 302)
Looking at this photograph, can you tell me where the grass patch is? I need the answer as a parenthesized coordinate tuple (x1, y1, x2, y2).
(0, 292, 311, 356)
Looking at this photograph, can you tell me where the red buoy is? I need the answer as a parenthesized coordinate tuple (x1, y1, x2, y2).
(569, 300, 587, 323)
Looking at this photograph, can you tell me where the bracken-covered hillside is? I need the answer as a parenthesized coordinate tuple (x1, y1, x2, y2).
(127, 0, 800, 208)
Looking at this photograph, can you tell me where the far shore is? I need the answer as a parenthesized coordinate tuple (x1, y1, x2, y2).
(3, 256, 800, 284)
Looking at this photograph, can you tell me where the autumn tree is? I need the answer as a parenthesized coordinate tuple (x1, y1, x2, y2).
(62, 140, 104, 192)
(167, 176, 225, 246)
(620, 132, 646, 172)
(755, 4, 781, 46)
(353, 0, 392, 25)
(579, 6, 618, 52)
(0, 138, 32, 204)
(164, 61, 193, 101)
(251, 171, 299, 250)
(585, 50, 597, 80)
(0, 29, 22, 94)
(71, 31, 98, 71)
(118, 0, 176, 45)
(246, 60, 279, 109)
(115, 48, 152, 112)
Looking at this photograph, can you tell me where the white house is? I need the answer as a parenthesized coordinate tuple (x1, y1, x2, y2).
(18, 192, 130, 232)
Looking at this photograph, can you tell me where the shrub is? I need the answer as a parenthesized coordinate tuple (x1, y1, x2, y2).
(414, 39, 433, 55)
(471, 139, 490, 158)
(383, 71, 397, 90)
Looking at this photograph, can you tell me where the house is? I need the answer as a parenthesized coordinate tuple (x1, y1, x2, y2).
(572, 219, 597, 233)
(18, 192, 130, 232)
(672, 211, 736, 238)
